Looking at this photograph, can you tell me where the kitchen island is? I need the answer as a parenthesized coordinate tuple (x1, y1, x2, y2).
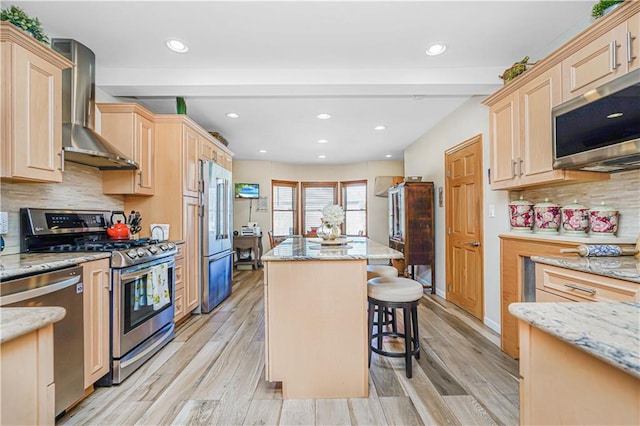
(262, 237, 403, 399)
(510, 302, 639, 425)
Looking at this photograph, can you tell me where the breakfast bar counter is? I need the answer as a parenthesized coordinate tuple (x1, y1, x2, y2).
(262, 237, 402, 399)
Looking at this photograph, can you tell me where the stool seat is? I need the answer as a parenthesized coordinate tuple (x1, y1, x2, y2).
(368, 277, 423, 303)
(366, 265, 398, 280)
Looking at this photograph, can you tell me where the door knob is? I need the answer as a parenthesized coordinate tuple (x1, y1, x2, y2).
(467, 241, 480, 247)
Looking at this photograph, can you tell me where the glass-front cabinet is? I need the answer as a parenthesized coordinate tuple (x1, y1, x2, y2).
(389, 185, 405, 242)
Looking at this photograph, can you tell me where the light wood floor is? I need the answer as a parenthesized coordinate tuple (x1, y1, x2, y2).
(59, 270, 519, 425)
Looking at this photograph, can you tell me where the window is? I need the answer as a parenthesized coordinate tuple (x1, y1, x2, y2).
(301, 182, 338, 235)
(341, 180, 367, 236)
(271, 180, 298, 236)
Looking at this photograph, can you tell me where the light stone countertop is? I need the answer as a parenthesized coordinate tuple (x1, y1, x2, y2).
(262, 237, 403, 261)
(0, 307, 66, 344)
(499, 232, 637, 245)
(0, 252, 112, 281)
(509, 302, 640, 378)
(532, 255, 640, 283)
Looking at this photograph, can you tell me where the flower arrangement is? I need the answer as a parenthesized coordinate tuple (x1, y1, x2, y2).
(1, 6, 50, 45)
(322, 204, 345, 227)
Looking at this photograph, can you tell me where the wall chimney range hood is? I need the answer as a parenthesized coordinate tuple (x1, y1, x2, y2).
(51, 39, 137, 170)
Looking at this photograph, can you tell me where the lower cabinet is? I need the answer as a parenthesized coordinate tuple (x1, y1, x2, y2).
(174, 244, 186, 322)
(82, 258, 111, 388)
(183, 197, 200, 314)
(519, 322, 640, 425)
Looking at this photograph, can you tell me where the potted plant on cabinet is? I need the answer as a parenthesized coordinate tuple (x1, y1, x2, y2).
(0, 5, 49, 45)
(591, 0, 624, 19)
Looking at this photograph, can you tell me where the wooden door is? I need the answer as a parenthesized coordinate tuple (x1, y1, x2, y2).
(182, 125, 200, 197)
(82, 258, 110, 388)
(135, 114, 154, 194)
(183, 196, 200, 313)
(445, 135, 483, 319)
(489, 92, 519, 189)
(12, 45, 63, 182)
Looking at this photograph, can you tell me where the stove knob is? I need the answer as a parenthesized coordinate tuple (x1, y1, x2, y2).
(160, 244, 168, 251)
(137, 248, 146, 257)
(149, 245, 159, 254)
(127, 249, 138, 259)
(167, 243, 176, 250)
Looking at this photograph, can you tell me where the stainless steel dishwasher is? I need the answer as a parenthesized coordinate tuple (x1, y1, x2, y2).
(0, 266, 85, 417)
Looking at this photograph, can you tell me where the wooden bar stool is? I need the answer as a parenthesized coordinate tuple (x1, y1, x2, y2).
(366, 265, 399, 331)
(367, 276, 422, 378)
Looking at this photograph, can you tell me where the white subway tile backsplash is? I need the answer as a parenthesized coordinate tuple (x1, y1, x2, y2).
(0, 163, 124, 254)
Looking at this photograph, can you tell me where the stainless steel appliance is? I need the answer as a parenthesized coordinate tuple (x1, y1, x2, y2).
(553, 68, 640, 172)
(0, 266, 84, 417)
(20, 208, 177, 385)
(200, 160, 234, 313)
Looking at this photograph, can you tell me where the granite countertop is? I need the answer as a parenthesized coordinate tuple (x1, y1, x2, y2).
(532, 255, 640, 283)
(0, 252, 112, 281)
(262, 237, 403, 261)
(0, 307, 66, 344)
(499, 233, 637, 245)
(509, 302, 640, 378)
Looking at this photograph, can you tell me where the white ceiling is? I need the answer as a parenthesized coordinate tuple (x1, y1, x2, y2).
(11, 0, 593, 164)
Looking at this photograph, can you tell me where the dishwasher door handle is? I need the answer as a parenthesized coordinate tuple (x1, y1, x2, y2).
(0, 275, 82, 306)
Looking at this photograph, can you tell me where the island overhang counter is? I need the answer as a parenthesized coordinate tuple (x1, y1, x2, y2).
(262, 237, 403, 399)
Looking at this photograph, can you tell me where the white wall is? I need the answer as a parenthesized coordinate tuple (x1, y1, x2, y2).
(404, 96, 509, 333)
(232, 160, 404, 250)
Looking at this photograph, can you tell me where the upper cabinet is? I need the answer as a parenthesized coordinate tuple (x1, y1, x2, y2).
(562, 12, 639, 101)
(484, 2, 639, 190)
(0, 22, 74, 183)
(98, 103, 155, 195)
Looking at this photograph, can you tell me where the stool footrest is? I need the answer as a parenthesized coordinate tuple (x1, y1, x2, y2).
(370, 331, 420, 358)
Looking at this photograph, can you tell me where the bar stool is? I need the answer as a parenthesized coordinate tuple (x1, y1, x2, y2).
(366, 265, 399, 331)
(367, 276, 422, 378)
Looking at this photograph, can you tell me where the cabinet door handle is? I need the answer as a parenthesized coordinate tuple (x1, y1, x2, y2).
(517, 157, 523, 177)
(628, 32, 637, 63)
(611, 41, 621, 70)
(58, 149, 65, 172)
(563, 283, 596, 296)
(138, 171, 144, 187)
(511, 159, 516, 178)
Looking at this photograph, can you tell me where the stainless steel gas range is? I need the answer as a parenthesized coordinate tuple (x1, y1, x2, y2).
(21, 208, 177, 385)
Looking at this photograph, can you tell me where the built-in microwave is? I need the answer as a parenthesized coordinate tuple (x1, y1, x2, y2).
(552, 68, 640, 173)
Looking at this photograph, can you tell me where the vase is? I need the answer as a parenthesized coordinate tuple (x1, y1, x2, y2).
(317, 222, 340, 240)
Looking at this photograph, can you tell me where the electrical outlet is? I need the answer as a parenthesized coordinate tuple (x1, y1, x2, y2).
(488, 204, 496, 218)
(0, 212, 8, 234)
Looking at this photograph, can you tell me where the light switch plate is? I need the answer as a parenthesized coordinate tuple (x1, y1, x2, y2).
(0, 212, 8, 234)
(488, 205, 496, 218)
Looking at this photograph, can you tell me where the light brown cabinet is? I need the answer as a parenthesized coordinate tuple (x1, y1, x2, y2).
(183, 124, 200, 197)
(562, 9, 640, 101)
(519, 321, 639, 425)
(183, 196, 200, 314)
(98, 103, 155, 195)
(0, 22, 74, 183)
(82, 258, 110, 388)
(1, 321, 56, 425)
(487, 65, 608, 190)
(174, 243, 186, 321)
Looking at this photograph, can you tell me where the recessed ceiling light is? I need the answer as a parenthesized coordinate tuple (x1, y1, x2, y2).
(607, 112, 624, 119)
(317, 139, 328, 144)
(259, 149, 267, 153)
(317, 113, 331, 120)
(166, 39, 189, 53)
(374, 125, 386, 131)
(318, 155, 326, 159)
(225, 112, 240, 119)
(385, 154, 392, 158)
(425, 43, 446, 56)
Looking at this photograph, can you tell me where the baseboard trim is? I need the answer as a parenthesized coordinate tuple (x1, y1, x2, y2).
(484, 316, 501, 334)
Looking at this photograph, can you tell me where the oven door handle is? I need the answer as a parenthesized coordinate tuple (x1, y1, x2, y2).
(118, 260, 175, 281)
(119, 326, 174, 369)
(0, 275, 81, 305)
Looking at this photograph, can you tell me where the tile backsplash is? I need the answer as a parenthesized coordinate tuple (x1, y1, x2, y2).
(0, 163, 124, 254)
(511, 170, 640, 238)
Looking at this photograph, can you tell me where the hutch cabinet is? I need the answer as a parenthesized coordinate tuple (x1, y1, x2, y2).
(388, 181, 435, 293)
(0, 22, 74, 183)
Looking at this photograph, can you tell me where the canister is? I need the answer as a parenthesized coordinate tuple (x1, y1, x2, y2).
(508, 196, 534, 232)
(534, 198, 560, 233)
(561, 200, 590, 236)
(589, 201, 618, 237)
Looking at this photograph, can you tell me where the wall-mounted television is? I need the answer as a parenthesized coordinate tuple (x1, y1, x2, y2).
(235, 183, 260, 199)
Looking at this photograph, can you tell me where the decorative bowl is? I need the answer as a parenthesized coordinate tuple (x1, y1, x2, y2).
(589, 201, 618, 236)
(509, 196, 534, 232)
(561, 200, 590, 236)
(534, 198, 560, 233)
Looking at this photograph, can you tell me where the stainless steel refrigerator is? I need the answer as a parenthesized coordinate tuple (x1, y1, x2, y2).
(200, 160, 234, 313)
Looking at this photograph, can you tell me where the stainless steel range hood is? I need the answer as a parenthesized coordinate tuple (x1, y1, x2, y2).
(51, 39, 137, 170)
